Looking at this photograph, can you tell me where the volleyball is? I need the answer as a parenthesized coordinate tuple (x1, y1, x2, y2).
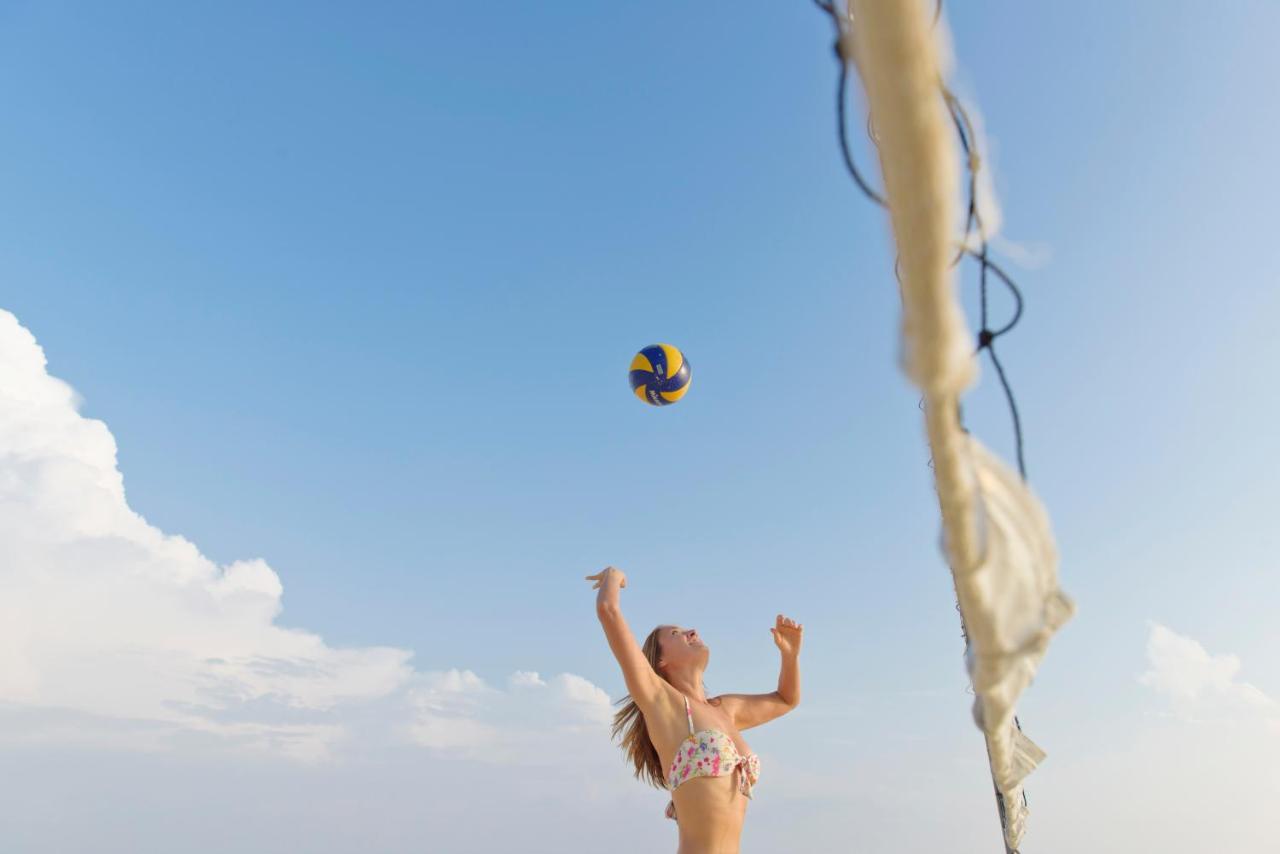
(629, 343, 692, 406)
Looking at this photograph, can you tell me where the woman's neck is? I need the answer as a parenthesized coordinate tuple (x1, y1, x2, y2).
(667, 670, 707, 702)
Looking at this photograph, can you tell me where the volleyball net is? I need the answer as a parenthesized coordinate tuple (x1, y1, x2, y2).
(832, 1, 1076, 849)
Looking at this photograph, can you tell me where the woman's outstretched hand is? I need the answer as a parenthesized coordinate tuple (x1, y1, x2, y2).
(586, 566, 627, 591)
(770, 614, 803, 657)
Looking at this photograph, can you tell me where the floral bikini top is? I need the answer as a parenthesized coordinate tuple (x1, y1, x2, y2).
(664, 695, 761, 821)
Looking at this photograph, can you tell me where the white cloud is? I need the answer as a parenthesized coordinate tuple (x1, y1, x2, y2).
(407, 669, 614, 762)
(1139, 622, 1278, 723)
(0, 308, 615, 766)
(509, 670, 547, 688)
(0, 310, 416, 760)
(1027, 624, 1280, 851)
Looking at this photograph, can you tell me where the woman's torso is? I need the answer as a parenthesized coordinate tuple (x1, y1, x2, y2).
(650, 691, 756, 854)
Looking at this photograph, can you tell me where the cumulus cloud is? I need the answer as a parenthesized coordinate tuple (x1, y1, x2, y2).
(407, 669, 614, 762)
(1139, 622, 1278, 723)
(1020, 623, 1280, 852)
(0, 308, 613, 765)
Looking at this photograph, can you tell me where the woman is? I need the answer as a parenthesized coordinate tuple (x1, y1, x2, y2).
(586, 565, 802, 854)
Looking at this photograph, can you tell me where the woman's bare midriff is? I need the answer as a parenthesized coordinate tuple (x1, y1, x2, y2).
(671, 775, 749, 854)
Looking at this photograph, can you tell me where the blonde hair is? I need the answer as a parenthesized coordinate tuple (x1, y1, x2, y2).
(610, 625, 715, 789)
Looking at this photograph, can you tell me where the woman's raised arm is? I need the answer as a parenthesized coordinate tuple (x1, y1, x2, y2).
(716, 614, 803, 730)
(586, 566, 663, 711)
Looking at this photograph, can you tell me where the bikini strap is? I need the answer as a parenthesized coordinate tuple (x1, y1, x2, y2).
(683, 695, 695, 736)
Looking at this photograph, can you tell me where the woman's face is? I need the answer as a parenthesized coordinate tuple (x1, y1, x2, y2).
(657, 625, 708, 673)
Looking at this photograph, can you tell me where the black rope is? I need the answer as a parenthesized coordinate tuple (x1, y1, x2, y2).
(979, 327, 1026, 478)
(947, 88, 1028, 479)
(837, 65, 887, 207)
(944, 87, 978, 267)
(812, 1, 1030, 481)
(970, 252, 1025, 337)
(814, 0, 888, 208)
(967, 215, 1027, 479)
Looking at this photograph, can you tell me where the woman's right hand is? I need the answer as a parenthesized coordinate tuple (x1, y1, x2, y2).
(585, 566, 627, 591)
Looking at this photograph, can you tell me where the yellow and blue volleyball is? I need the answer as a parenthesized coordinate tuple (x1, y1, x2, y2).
(629, 343, 692, 406)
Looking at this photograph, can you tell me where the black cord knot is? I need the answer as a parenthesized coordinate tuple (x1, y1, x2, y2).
(977, 329, 994, 349)
(834, 34, 856, 63)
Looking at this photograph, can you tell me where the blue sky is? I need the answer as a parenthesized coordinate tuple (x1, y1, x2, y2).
(0, 2, 1277, 851)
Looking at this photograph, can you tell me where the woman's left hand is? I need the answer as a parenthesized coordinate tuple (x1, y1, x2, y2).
(771, 614, 803, 657)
